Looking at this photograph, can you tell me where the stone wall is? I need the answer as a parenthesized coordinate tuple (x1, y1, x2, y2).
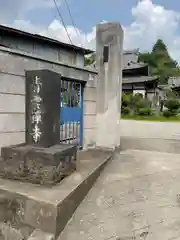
(0, 46, 97, 151)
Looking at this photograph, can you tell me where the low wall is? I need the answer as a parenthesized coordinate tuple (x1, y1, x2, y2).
(0, 46, 97, 151)
(120, 120, 180, 153)
(121, 120, 180, 140)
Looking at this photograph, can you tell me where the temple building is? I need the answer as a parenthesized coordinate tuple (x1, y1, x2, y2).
(85, 49, 159, 102)
(122, 49, 159, 101)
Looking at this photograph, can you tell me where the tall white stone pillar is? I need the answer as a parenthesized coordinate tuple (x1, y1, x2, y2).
(96, 22, 123, 149)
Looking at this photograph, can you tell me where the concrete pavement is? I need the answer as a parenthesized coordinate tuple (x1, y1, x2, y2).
(59, 149, 180, 240)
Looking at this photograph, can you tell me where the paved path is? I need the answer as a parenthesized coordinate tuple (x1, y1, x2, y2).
(59, 149, 180, 240)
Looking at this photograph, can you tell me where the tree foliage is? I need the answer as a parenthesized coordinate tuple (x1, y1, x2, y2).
(84, 53, 96, 66)
(138, 39, 180, 84)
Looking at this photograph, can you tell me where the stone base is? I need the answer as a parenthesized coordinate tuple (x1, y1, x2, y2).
(0, 143, 77, 185)
(0, 149, 112, 239)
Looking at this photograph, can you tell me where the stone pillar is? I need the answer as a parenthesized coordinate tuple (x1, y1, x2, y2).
(95, 22, 123, 149)
(25, 70, 61, 147)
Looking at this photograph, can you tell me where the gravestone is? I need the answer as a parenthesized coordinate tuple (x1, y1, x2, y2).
(0, 70, 77, 185)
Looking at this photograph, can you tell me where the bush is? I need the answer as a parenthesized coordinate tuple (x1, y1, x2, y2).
(163, 110, 173, 117)
(134, 93, 143, 100)
(137, 107, 152, 116)
(121, 93, 152, 116)
(122, 106, 131, 115)
(121, 93, 136, 114)
(121, 93, 131, 107)
(164, 99, 180, 112)
(135, 98, 151, 109)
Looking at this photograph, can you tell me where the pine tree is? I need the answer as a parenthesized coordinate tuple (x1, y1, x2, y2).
(152, 39, 167, 53)
(138, 39, 180, 84)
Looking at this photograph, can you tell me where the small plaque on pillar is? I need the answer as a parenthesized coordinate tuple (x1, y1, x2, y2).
(103, 45, 109, 63)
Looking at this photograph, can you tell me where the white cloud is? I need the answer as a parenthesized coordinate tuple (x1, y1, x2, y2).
(40, 19, 96, 49)
(124, 0, 180, 62)
(2, 0, 180, 62)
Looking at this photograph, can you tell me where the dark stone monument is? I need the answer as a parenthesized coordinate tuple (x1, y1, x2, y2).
(0, 70, 77, 185)
(25, 70, 61, 147)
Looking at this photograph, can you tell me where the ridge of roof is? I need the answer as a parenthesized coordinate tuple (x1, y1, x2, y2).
(123, 49, 139, 55)
(0, 24, 94, 55)
(123, 76, 159, 83)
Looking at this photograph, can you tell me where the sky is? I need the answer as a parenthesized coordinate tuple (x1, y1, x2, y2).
(1, 0, 180, 62)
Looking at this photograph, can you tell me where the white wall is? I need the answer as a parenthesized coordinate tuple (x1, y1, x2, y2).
(133, 89, 145, 97)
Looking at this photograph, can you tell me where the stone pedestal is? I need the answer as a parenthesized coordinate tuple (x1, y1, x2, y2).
(0, 143, 76, 185)
(0, 70, 77, 185)
(96, 22, 123, 149)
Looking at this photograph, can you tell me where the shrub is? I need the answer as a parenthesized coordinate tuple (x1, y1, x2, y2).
(163, 110, 173, 117)
(132, 93, 143, 105)
(121, 93, 152, 115)
(165, 89, 178, 99)
(122, 106, 131, 115)
(122, 93, 131, 107)
(138, 107, 152, 116)
(164, 99, 180, 112)
(135, 98, 151, 109)
(121, 93, 136, 114)
(135, 93, 143, 98)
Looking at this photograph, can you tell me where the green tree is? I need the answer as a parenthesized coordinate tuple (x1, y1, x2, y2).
(84, 53, 96, 66)
(138, 39, 180, 84)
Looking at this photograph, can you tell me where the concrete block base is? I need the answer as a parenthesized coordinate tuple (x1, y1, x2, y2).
(0, 143, 77, 185)
(0, 149, 112, 239)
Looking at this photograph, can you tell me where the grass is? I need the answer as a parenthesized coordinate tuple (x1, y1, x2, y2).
(122, 115, 180, 122)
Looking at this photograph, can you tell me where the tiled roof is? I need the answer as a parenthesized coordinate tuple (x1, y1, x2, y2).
(123, 62, 147, 70)
(0, 24, 93, 54)
(123, 49, 139, 55)
(123, 76, 158, 84)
